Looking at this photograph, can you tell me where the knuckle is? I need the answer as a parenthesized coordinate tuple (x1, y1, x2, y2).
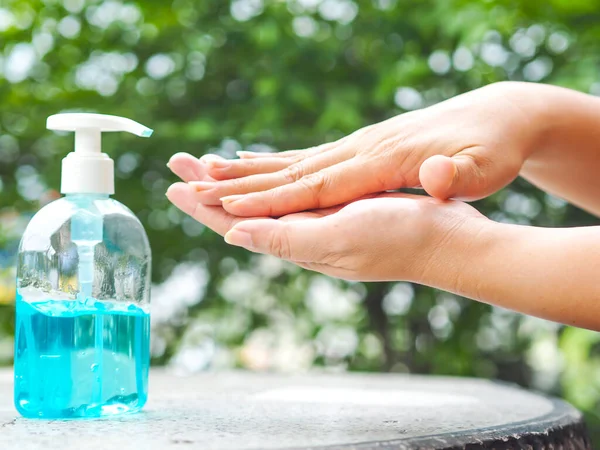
(458, 149, 493, 189)
(242, 159, 258, 171)
(350, 124, 374, 140)
(264, 188, 280, 216)
(269, 229, 293, 260)
(312, 142, 332, 153)
(282, 162, 305, 183)
(473, 152, 493, 171)
(280, 149, 301, 157)
(358, 151, 397, 191)
(386, 137, 419, 186)
(470, 157, 488, 187)
(243, 158, 268, 176)
(290, 153, 308, 164)
(229, 177, 248, 191)
(298, 172, 327, 204)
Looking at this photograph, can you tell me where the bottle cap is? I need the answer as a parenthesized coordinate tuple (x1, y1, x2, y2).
(46, 113, 153, 195)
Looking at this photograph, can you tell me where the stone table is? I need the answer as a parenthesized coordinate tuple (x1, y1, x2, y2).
(0, 369, 591, 449)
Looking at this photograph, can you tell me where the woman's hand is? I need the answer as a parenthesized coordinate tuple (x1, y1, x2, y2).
(166, 154, 600, 330)
(166, 85, 600, 331)
(166, 173, 487, 282)
(172, 81, 542, 217)
(222, 194, 486, 282)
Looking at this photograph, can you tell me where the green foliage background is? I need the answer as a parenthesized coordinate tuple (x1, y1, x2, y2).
(1, 0, 600, 442)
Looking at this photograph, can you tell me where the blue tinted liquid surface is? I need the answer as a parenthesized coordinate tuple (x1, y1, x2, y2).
(14, 294, 150, 419)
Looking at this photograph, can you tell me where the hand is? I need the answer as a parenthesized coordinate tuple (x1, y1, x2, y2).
(166, 144, 600, 331)
(171, 81, 540, 217)
(166, 159, 487, 281)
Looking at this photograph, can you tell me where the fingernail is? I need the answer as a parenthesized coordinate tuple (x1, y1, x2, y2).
(165, 184, 176, 198)
(224, 229, 253, 248)
(207, 159, 231, 170)
(221, 194, 245, 205)
(201, 154, 224, 163)
(190, 181, 215, 191)
(236, 151, 256, 158)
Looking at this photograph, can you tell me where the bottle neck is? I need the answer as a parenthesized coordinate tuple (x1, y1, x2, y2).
(65, 193, 111, 201)
(60, 151, 115, 195)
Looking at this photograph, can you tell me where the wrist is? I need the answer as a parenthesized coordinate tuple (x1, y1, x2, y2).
(496, 82, 600, 165)
(415, 212, 499, 293)
(486, 81, 555, 161)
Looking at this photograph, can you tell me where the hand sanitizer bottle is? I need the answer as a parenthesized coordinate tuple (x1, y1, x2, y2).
(14, 113, 153, 419)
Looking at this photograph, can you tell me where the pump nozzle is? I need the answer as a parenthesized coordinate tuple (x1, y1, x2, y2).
(47, 113, 153, 138)
(47, 113, 153, 195)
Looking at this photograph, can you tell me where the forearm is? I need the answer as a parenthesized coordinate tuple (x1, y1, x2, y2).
(509, 82, 600, 216)
(422, 218, 600, 330)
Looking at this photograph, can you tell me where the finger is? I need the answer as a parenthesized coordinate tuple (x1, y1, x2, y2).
(224, 217, 336, 262)
(420, 146, 519, 201)
(418, 155, 455, 199)
(236, 142, 336, 159)
(221, 157, 402, 217)
(206, 157, 294, 181)
(281, 203, 346, 220)
(166, 182, 255, 235)
(165, 182, 333, 235)
(167, 153, 213, 183)
(191, 146, 351, 205)
(237, 150, 294, 159)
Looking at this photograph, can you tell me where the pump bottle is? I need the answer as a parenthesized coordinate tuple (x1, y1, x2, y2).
(14, 113, 152, 419)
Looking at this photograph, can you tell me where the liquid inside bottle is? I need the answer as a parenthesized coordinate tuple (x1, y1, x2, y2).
(14, 291, 150, 419)
(15, 194, 151, 419)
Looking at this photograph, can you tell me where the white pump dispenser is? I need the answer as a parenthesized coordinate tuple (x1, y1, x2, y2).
(46, 113, 153, 195)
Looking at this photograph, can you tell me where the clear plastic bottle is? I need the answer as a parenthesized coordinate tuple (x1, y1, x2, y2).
(14, 114, 152, 419)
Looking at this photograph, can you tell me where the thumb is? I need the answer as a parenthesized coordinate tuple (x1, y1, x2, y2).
(420, 149, 516, 201)
(224, 219, 330, 262)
